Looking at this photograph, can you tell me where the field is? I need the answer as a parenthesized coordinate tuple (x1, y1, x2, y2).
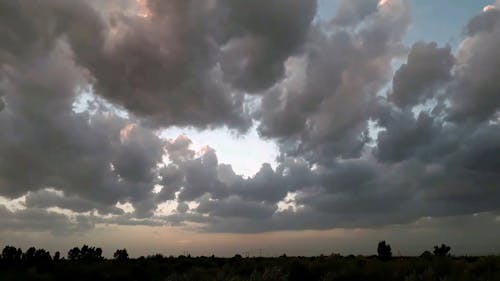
(1, 254, 500, 281)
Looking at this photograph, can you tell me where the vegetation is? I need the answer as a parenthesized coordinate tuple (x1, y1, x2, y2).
(1, 243, 499, 281)
(377, 241, 392, 261)
(433, 244, 452, 257)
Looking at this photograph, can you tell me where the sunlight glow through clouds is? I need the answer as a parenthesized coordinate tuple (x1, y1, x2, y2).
(120, 123, 136, 142)
(160, 126, 278, 178)
(0, 196, 26, 211)
(136, 0, 152, 18)
(276, 192, 303, 213)
(73, 88, 278, 178)
(378, 0, 391, 7)
(116, 202, 135, 214)
(483, 5, 496, 12)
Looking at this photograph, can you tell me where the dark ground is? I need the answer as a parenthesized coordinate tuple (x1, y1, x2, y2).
(1, 254, 500, 281)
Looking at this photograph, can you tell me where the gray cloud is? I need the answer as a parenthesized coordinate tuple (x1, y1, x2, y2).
(389, 42, 454, 108)
(0, 0, 499, 237)
(24, 189, 124, 215)
(258, 0, 410, 164)
(197, 195, 277, 220)
(218, 0, 317, 92)
(466, 8, 500, 36)
(64, 0, 315, 130)
(447, 9, 500, 123)
(0, 37, 163, 219)
(0, 205, 94, 235)
(331, 0, 379, 27)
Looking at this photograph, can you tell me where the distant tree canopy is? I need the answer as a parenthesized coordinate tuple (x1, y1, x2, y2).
(31, 248, 51, 262)
(67, 245, 103, 261)
(113, 249, 129, 261)
(23, 247, 36, 261)
(377, 241, 392, 260)
(53, 251, 61, 261)
(1, 246, 22, 261)
(434, 244, 451, 257)
(2, 246, 51, 263)
(420, 250, 433, 259)
(0, 246, 499, 281)
(67, 247, 80, 261)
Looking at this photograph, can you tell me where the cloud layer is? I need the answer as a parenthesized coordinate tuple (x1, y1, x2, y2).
(0, 0, 499, 235)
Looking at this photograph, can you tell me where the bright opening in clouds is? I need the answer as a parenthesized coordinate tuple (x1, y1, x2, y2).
(0, 0, 499, 257)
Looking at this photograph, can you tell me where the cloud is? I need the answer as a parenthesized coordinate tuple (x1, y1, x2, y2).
(389, 42, 454, 108)
(0, 205, 94, 235)
(467, 7, 500, 35)
(218, 0, 317, 92)
(448, 9, 500, 122)
(0, 37, 163, 218)
(55, 0, 315, 130)
(258, 0, 410, 164)
(0, 0, 499, 236)
(24, 189, 124, 215)
(332, 0, 379, 27)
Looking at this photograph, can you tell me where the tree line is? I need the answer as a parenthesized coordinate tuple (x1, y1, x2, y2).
(376, 241, 452, 260)
(1, 241, 452, 262)
(0, 242, 498, 281)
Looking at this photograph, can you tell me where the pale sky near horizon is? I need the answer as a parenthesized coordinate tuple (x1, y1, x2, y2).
(1, 0, 499, 257)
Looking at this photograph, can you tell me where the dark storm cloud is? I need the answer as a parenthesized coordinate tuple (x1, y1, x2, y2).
(258, 0, 410, 164)
(158, 139, 229, 202)
(218, 0, 317, 92)
(157, 137, 315, 205)
(466, 8, 500, 36)
(1, 0, 318, 132)
(172, 1, 500, 233)
(75, 0, 250, 130)
(0, 37, 163, 219)
(0, 0, 500, 235)
(196, 196, 277, 220)
(389, 42, 454, 108)
(375, 110, 441, 163)
(24, 189, 124, 215)
(73, 0, 315, 129)
(447, 8, 500, 123)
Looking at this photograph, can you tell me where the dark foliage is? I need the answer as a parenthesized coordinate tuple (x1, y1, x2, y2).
(377, 241, 392, 261)
(53, 251, 60, 262)
(1, 246, 22, 262)
(1, 245, 499, 281)
(113, 249, 129, 261)
(67, 245, 103, 261)
(434, 244, 452, 257)
(420, 250, 433, 260)
(67, 247, 80, 261)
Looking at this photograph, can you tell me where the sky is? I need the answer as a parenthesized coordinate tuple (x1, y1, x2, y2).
(0, 0, 499, 257)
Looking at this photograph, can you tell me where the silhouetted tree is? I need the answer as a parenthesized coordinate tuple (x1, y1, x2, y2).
(147, 253, 164, 260)
(377, 241, 392, 261)
(67, 247, 81, 261)
(53, 251, 60, 261)
(68, 245, 103, 261)
(34, 248, 51, 262)
(113, 249, 129, 261)
(420, 250, 433, 260)
(23, 247, 36, 261)
(2, 246, 22, 261)
(81, 245, 90, 259)
(433, 244, 451, 257)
